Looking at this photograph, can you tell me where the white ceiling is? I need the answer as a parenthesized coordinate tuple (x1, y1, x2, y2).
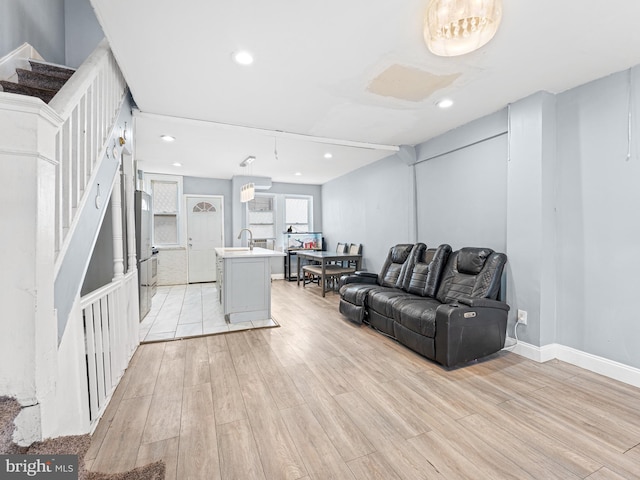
(90, 0, 640, 185)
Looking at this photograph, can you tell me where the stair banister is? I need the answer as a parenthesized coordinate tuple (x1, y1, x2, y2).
(49, 38, 127, 268)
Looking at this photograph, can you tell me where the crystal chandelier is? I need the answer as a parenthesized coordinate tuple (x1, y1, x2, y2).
(424, 0, 502, 57)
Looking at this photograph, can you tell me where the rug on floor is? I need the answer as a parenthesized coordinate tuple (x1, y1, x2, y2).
(0, 397, 164, 480)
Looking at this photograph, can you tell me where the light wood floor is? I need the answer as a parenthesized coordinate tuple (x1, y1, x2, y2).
(86, 280, 640, 479)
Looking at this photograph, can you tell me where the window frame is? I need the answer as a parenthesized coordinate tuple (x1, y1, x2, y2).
(145, 173, 184, 248)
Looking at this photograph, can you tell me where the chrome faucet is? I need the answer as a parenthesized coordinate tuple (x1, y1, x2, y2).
(237, 228, 254, 250)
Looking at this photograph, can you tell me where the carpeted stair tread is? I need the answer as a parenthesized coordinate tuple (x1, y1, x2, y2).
(0, 80, 57, 103)
(16, 68, 69, 91)
(0, 397, 165, 480)
(29, 59, 75, 80)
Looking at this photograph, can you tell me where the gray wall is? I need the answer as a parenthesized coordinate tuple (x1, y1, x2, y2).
(64, 0, 103, 68)
(415, 112, 508, 252)
(1, 0, 65, 62)
(322, 154, 414, 274)
(1, 0, 102, 67)
(555, 67, 640, 367)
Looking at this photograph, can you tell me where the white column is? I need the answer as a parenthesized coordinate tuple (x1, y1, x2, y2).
(111, 157, 125, 280)
(123, 152, 137, 273)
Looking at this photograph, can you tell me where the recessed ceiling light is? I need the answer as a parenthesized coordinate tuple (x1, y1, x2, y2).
(324, 152, 333, 159)
(161, 135, 176, 142)
(436, 98, 454, 109)
(172, 162, 182, 167)
(294, 172, 302, 176)
(233, 50, 254, 65)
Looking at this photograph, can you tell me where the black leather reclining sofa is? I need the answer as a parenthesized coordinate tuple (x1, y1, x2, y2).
(338, 243, 509, 368)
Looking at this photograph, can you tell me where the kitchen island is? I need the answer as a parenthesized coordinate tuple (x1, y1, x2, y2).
(215, 247, 285, 323)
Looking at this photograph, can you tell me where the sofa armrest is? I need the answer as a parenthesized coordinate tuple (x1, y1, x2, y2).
(338, 272, 378, 289)
(434, 302, 509, 368)
(456, 296, 510, 311)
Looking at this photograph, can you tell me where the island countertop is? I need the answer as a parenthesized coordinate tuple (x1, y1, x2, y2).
(214, 247, 285, 258)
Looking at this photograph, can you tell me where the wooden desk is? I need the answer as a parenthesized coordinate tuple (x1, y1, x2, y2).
(296, 251, 362, 297)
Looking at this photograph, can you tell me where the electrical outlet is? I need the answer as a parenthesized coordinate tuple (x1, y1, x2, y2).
(517, 309, 528, 325)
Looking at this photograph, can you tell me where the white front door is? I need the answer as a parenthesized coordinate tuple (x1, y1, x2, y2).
(187, 196, 224, 283)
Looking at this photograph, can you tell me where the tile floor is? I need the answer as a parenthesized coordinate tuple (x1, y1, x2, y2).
(139, 282, 277, 343)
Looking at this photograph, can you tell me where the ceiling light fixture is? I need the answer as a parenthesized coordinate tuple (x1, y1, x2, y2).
(324, 152, 333, 159)
(436, 98, 454, 109)
(239, 155, 255, 167)
(172, 162, 182, 167)
(160, 135, 175, 142)
(233, 50, 254, 65)
(294, 172, 302, 176)
(424, 0, 502, 57)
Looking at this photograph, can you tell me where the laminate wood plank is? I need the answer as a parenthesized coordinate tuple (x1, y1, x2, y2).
(280, 404, 357, 480)
(285, 362, 375, 462)
(121, 342, 165, 399)
(347, 452, 404, 480)
(209, 350, 247, 425)
(304, 359, 353, 396)
(177, 383, 220, 480)
(86, 367, 133, 461)
(217, 418, 266, 480)
(237, 371, 307, 480)
(417, 416, 537, 480)
(90, 395, 152, 473)
(472, 400, 603, 477)
(141, 390, 182, 445)
(334, 389, 416, 447)
(162, 339, 186, 361)
(226, 331, 261, 376)
(403, 370, 478, 421)
(353, 378, 432, 439)
(528, 384, 640, 451)
(326, 355, 385, 392)
(457, 413, 581, 479)
(586, 467, 631, 480)
(184, 337, 211, 387)
(153, 356, 185, 397)
(250, 344, 305, 410)
(497, 397, 640, 479)
(407, 431, 492, 480)
(206, 332, 229, 354)
(135, 437, 179, 480)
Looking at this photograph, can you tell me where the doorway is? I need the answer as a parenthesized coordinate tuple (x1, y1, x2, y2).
(186, 195, 224, 283)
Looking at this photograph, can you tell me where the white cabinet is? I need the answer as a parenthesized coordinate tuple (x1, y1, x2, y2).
(215, 247, 284, 323)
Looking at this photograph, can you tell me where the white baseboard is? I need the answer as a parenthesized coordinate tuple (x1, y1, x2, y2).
(271, 273, 285, 280)
(508, 337, 640, 389)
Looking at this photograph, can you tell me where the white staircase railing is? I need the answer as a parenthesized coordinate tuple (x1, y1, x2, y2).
(49, 39, 127, 264)
(80, 271, 139, 428)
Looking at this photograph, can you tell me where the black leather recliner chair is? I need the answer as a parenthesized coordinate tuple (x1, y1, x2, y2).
(339, 245, 510, 368)
(366, 244, 451, 336)
(338, 243, 415, 324)
(392, 247, 509, 367)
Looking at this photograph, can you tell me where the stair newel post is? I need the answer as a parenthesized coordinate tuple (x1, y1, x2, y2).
(123, 150, 137, 274)
(111, 153, 125, 280)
